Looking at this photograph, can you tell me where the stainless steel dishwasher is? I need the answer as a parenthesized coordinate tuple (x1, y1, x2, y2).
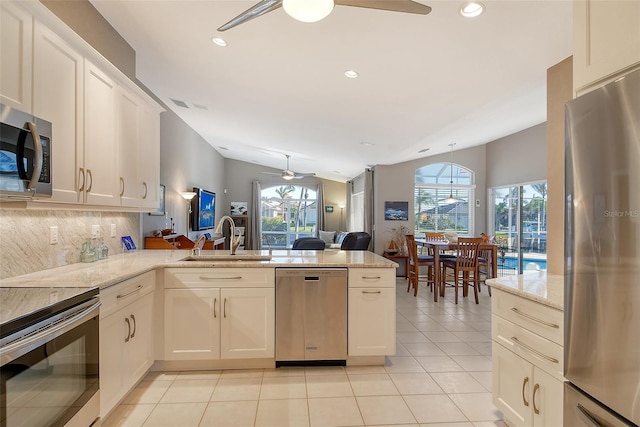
(275, 268, 347, 366)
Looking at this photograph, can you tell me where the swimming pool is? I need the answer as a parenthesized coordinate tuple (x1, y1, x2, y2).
(499, 256, 547, 271)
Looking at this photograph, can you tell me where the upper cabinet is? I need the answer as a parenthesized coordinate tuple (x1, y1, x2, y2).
(573, 0, 640, 94)
(0, 2, 32, 112)
(1, 0, 163, 211)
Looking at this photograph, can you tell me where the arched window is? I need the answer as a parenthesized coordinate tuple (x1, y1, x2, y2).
(260, 185, 318, 248)
(414, 163, 475, 236)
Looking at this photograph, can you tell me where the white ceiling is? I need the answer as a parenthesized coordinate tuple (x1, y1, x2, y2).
(90, 0, 573, 183)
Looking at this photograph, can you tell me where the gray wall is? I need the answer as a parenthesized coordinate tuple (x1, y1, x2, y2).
(485, 123, 547, 188)
(372, 145, 487, 254)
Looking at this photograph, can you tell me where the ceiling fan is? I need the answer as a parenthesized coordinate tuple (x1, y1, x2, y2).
(218, 0, 431, 32)
(262, 154, 316, 180)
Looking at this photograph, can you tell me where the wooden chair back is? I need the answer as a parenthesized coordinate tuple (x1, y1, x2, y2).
(425, 232, 447, 241)
(455, 237, 482, 271)
(405, 234, 418, 267)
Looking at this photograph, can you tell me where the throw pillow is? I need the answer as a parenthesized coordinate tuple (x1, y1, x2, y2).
(319, 230, 336, 245)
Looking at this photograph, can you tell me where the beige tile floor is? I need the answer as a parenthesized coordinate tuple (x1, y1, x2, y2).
(103, 279, 504, 427)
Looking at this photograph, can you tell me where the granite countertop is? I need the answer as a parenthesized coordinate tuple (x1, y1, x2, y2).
(0, 249, 398, 290)
(486, 271, 564, 310)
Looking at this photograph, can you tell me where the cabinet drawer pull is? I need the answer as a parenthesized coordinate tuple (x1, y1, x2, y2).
(511, 307, 559, 328)
(124, 317, 131, 343)
(117, 285, 143, 299)
(142, 181, 148, 199)
(361, 276, 381, 280)
(522, 376, 529, 407)
(362, 290, 382, 294)
(199, 276, 242, 281)
(224, 298, 227, 318)
(511, 336, 559, 364)
(130, 314, 136, 338)
(576, 404, 603, 427)
(214, 298, 217, 318)
(120, 177, 125, 196)
(532, 383, 540, 414)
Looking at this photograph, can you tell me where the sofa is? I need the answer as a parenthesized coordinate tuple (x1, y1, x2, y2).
(319, 231, 372, 250)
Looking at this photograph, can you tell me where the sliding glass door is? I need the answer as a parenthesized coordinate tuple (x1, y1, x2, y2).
(490, 181, 547, 275)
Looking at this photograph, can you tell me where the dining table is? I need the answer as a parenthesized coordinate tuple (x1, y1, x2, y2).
(415, 238, 498, 302)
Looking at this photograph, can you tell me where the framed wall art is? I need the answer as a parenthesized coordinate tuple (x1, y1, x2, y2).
(384, 201, 409, 221)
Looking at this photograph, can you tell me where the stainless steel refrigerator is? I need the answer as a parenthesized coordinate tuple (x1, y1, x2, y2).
(565, 67, 640, 426)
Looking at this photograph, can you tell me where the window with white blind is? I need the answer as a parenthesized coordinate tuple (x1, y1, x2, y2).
(414, 163, 475, 237)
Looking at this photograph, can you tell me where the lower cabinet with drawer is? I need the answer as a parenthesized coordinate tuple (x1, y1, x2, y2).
(348, 268, 396, 356)
(491, 289, 564, 427)
(99, 270, 156, 419)
(163, 268, 275, 361)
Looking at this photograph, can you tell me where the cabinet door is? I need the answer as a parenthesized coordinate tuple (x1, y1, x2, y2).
(99, 310, 127, 418)
(0, 1, 32, 112)
(84, 60, 117, 205)
(33, 21, 84, 203)
(532, 367, 563, 427)
(574, 0, 640, 92)
(348, 287, 395, 356)
(493, 343, 533, 427)
(125, 291, 154, 388)
(164, 288, 220, 360)
(116, 86, 140, 207)
(220, 288, 274, 359)
(138, 102, 160, 209)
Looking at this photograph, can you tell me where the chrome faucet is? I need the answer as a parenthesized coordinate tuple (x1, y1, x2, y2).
(192, 234, 207, 256)
(214, 215, 241, 255)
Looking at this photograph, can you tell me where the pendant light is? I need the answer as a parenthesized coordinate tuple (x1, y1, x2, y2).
(444, 143, 457, 204)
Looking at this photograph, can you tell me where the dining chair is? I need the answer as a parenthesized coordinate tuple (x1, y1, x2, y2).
(406, 234, 435, 297)
(441, 237, 482, 304)
(425, 232, 455, 259)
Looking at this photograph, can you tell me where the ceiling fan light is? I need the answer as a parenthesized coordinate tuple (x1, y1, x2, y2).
(460, 1, 485, 18)
(283, 175, 294, 181)
(283, 0, 334, 23)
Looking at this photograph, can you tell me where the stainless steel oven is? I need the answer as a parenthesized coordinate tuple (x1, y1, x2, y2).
(0, 288, 100, 427)
(0, 103, 52, 199)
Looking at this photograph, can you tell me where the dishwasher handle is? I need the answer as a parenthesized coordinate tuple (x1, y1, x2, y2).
(304, 276, 320, 281)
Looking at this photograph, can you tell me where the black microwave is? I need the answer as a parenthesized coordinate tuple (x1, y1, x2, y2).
(0, 103, 52, 199)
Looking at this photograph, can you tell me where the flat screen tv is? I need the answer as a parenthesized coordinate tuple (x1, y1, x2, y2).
(191, 187, 215, 231)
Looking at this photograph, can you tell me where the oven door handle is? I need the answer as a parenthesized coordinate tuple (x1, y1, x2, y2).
(0, 300, 101, 365)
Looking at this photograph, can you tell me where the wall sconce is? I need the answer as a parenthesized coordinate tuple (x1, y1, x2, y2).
(180, 191, 197, 234)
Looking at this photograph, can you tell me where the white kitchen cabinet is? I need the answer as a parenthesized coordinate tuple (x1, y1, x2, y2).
(347, 268, 396, 356)
(84, 60, 118, 206)
(116, 86, 141, 207)
(163, 268, 275, 361)
(492, 289, 564, 427)
(0, 1, 32, 112)
(100, 271, 155, 419)
(164, 288, 220, 360)
(137, 102, 160, 209)
(32, 21, 84, 203)
(573, 0, 640, 94)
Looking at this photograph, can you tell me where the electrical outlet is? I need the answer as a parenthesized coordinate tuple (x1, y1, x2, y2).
(49, 226, 59, 245)
(110, 223, 117, 238)
(91, 224, 100, 238)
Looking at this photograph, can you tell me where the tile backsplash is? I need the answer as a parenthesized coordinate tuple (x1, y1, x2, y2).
(0, 208, 140, 279)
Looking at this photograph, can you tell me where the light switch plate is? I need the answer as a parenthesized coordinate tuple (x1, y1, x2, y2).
(91, 225, 100, 238)
(110, 223, 116, 238)
(49, 226, 58, 245)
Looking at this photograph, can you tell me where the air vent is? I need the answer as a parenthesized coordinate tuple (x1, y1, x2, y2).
(193, 104, 209, 110)
(171, 99, 189, 108)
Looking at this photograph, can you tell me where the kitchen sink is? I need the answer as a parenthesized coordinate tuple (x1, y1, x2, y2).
(181, 254, 273, 262)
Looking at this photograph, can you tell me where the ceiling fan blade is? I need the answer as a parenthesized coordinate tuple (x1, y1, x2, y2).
(262, 171, 284, 176)
(294, 173, 316, 178)
(217, 0, 283, 31)
(334, 0, 431, 15)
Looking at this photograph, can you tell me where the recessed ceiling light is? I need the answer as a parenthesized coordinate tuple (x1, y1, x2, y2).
(360, 141, 374, 147)
(344, 70, 359, 79)
(460, 1, 485, 17)
(418, 148, 430, 153)
(212, 37, 228, 47)
(219, 146, 229, 151)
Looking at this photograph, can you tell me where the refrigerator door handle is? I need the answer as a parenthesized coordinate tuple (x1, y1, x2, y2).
(576, 404, 603, 427)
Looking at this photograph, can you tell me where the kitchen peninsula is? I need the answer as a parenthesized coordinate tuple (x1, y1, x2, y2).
(0, 249, 398, 418)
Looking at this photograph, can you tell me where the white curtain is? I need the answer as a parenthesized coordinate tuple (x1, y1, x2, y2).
(250, 180, 261, 249)
(316, 183, 325, 232)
